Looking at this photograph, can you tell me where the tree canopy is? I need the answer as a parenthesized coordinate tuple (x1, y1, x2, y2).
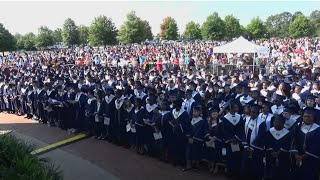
(201, 12, 225, 40)
(89, 15, 118, 46)
(183, 21, 202, 40)
(159, 17, 179, 40)
(62, 18, 80, 46)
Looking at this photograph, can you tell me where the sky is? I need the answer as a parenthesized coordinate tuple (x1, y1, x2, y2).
(0, 1, 319, 36)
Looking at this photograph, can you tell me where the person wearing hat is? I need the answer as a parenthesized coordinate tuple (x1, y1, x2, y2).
(170, 98, 190, 166)
(113, 89, 127, 145)
(93, 89, 105, 139)
(263, 115, 292, 180)
(271, 94, 285, 115)
(282, 105, 301, 132)
(35, 81, 46, 122)
(101, 86, 116, 141)
(182, 89, 197, 116)
(205, 108, 224, 174)
(52, 84, 68, 129)
(259, 101, 274, 131)
(144, 94, 158, 155)
(241, 104, 265, 180)
(84, 89, 97, 136)
(133, 97, 148, 155)
(188, 81, 201, 103)
(290, 108, 320, 180)
(184, 105, 206, 172)
(239, 86, 254, 107)
(219, 100, 243, 178)
(25, 84, 35, 119)
(152, 100, 173, 162)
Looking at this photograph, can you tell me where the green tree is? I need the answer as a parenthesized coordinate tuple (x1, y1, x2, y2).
(289, 14, 314, 38)
(15, 33, 24, 50)
(293, 11, 303, 21)
(35, 26, 54, 49)
(159, 17, 179, 40)
(246, 17, 267, 39)
(0, 23, 16, 54)
(22, 32, 36, 50)
(201, 12, 225, 40)
(265, 12, 293, 38)
(52, 28, 62, 44)
(79, 25, 89, 45)
(224, 15, 241, 40)
(183, 21, 202, 40)
(141, 20, 153, 41)
(89, 15, 118, 46)
(309, 10, 320, 36)
(62, 18, 80, 46)
(118, 11, 153, 44)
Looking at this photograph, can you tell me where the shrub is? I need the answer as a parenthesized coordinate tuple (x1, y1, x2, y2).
(0, 133, 62, 180)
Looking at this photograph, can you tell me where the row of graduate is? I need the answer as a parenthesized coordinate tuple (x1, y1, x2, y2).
(0, 82, 320, 180)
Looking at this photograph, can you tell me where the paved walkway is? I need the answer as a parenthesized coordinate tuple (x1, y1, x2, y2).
(0, 113, 229, 180)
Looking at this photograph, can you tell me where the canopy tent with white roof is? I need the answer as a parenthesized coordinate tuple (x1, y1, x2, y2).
(212, 36, 270, 72)
(212, 36, 269, 54)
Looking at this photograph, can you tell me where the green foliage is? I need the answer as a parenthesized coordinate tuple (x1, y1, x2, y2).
(265, 12, 293, 38)
(289, 14, 314, 38)
(247, 17, 267, 39)
(89, 15, 118, 46)
(224, 15, 241, 40)
(309, 10, 320, 37)
(62, 18, 80, 46)
(118, 11, 153, 44)
(0, 23, 16, 52)
(0, 134, 62, 180)
(201, 12, 225, 40)
(79, 25, 89, 45)
(52, 28, 62, 44)
(17, 33, 37, 50)
(183, 21, 202, 40)
(159, 17, 179, 40)
(35, 26, 54, 49)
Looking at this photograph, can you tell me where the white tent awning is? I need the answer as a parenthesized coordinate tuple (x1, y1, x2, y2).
(212, 36, 269, 54)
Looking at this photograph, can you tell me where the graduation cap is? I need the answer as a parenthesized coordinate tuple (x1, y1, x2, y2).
(209, 108, 219, 114)
(273, 115, 286, 124)
(250, 104, 262, 112)
(192, 105, 202, 112)
(173, 98, 184, 107)
(185, 89, 193, 95)
(306, 95, 317, 101)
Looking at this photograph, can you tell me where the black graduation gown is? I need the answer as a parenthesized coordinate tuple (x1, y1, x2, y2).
(65, 90, 77, 128)
(186, 117, 207, 161)
(170, 109, 190, 163)
(133, 107, 148, 146)
(36, 88, 46, 121)
(220, 113, 244, 176)
(290, 123, 320, 180)
(154, 111, 173, 150)
(114, 97, 127, 144)
(53, 91, 68, 128)
(85, 97, 97, 133)
(204, 119, 223, 163)
(26, 90, 35, 115)
(145, 103, 158, 152)
(102, 94, 116, 138)
(241, 117, 266, 179)
(264, 127, 292, 180)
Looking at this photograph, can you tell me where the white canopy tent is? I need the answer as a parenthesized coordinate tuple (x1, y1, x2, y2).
(212, 36, 269, 72)
(212, 36, 269, 54)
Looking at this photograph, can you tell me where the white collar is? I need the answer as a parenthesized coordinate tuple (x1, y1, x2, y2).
(47, 89, 54, 95)
(135, 91, 146, 99)
(88, 97, 96, 104)
(146, 103, 158, 112)
(105, 94, 115, 104)
(269, 127, 289, 140)
(172, 108, 185, 119)
(224, 113, 241, 125)
(284, 115, 300, 129)
(160, 110, 170, 116)
(134, 106, 144, 113)
(115, 96, 125, 109)
(191, 117, 203, 125)
(301, 123, 320, 134)
(125, 104, 134, 112)
(192, 91, 198, 98)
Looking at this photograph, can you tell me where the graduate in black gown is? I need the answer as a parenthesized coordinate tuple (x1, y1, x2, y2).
(100, 86, 115, 140)
(220, 101, 244, 178)
(153, 100, 173, 162)
(241, 104, 266, 180)
(205, 108, 224, 174)
(85, 89, 97, 136)
(264, 115, 292, 180)
(290, 108, 320, 180)
(133, 97, 148, 154)
(170, 98, 190, 166)
(184, 106, 207, 171)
